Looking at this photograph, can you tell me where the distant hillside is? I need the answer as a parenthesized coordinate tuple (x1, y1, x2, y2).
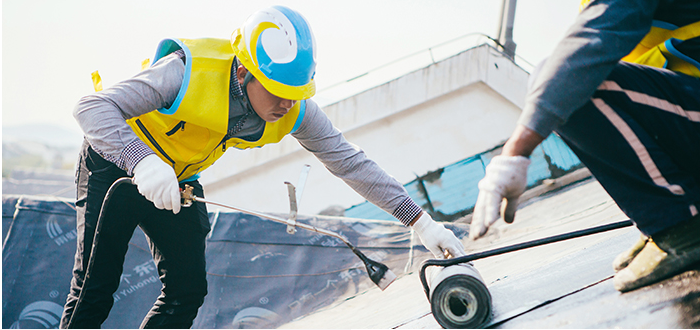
(2, 124, 84, 177)
(3, 124, 83, 148)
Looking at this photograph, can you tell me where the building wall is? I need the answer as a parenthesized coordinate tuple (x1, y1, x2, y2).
(200, 44, 529, 216)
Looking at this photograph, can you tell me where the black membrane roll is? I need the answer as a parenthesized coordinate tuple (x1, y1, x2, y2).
(429, 264, 492, 328)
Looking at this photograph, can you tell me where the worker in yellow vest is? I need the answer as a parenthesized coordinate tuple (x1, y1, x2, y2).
(470, 0, 699, 293)
(60, 6, 465, 328)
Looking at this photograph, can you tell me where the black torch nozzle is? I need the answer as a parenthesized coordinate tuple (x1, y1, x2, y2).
(346, 243, 397, 291)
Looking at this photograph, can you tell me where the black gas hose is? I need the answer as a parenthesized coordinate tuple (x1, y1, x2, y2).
(66, 177, 134, 328)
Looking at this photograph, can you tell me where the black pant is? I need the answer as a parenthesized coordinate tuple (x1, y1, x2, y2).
(555, 62, 700, 236)
(60, 141, 210, 328)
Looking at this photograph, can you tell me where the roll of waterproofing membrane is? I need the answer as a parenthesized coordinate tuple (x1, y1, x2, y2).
(429, 263, 491, 328)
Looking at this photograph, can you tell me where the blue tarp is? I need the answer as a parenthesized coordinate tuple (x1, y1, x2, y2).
(346, 133, 582, 221)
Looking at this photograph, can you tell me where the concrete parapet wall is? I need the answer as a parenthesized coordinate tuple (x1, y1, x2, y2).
(201, 44, 529, 216)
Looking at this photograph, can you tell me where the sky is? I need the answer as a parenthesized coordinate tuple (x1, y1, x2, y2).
(2, 0, 580, 135)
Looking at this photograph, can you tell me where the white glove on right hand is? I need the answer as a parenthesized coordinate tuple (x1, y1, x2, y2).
(413, 212, 466, 259)
(470, 155, 530, 240)
(132, 154, 181, 214)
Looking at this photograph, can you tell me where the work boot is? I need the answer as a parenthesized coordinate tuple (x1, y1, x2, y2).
(614, 214, 700, 292)
(612, 234, 648, 272)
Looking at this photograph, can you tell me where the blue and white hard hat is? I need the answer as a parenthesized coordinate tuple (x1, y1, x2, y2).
(231, 5, 317, 100)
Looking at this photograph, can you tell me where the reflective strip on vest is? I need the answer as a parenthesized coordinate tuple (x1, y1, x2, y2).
(623, 21, 700, 78)
(578, 0, 700, 78)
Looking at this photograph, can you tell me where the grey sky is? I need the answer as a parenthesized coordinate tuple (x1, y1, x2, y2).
(2, 0, 579, 133)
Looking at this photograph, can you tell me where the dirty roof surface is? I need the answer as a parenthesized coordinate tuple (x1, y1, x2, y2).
(279, 175, 700, 329)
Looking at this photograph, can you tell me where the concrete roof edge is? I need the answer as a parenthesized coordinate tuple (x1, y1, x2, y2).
(322, 44, 529, 132)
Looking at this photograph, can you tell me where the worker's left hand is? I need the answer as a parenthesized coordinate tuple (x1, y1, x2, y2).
(132, 154, 181, 214)
(413, 212, 466, 259)
(470, 155, 530, 240)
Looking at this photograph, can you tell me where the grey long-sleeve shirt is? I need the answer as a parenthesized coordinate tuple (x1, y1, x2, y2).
(74, 53, 422, 225)
(519, 0, 700, 137)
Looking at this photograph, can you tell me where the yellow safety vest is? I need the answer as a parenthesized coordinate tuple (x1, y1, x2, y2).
(93, 38, 305, 181)
(580, 0, 700, 78)
(623, 21, 700, 77)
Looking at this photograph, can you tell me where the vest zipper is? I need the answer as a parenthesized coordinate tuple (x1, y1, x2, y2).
(177, 143, 221, 179)
(135, 119, 176, 165)
(178, 164, 202, 179)
(165, 121, 186, 136)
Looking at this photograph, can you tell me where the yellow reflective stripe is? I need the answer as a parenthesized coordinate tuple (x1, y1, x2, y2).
(661, 40, 700, 77)
(668, 21, 700, 40)
(665, 56, 700, 77)
(628, 43, 668, 68)
(91, 71, 103, 92)
(141, 58, 151, 71)
(579, 0, 592, 12)
(622, 21, 700, 77)
(622, 26, 676, 63)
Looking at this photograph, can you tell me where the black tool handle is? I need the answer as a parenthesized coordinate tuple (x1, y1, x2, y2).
(419, 219, 634, 300)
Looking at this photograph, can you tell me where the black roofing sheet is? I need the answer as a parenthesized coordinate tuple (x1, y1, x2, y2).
(1, 195, 467, 329)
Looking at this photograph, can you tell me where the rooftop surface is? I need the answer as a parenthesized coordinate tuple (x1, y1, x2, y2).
(279, 173, 700, 329)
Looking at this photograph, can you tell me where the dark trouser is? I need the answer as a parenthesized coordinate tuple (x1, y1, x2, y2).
(554, 62, 700, 236)
(60, 142, 211, 328)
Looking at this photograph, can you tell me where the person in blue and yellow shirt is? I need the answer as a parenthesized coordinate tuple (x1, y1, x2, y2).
(60, 6, 465, 328)
(470, 0, 699, 293)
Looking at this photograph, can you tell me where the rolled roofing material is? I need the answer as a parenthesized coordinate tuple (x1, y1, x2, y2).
(429, 263, 492, 328)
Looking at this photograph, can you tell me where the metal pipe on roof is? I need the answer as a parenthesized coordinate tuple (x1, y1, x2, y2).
(498, 0, 518, 59)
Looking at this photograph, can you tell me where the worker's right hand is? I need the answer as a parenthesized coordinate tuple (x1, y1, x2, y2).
(470, 155, 530, 240)
(413, 212, 466, 259)
(132, 154, 181, 214)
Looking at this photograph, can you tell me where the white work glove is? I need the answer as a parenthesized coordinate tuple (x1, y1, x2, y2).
(132, 154, 181, 214)
(470, 155, 530, 240)
(413, 212, 466, 259)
